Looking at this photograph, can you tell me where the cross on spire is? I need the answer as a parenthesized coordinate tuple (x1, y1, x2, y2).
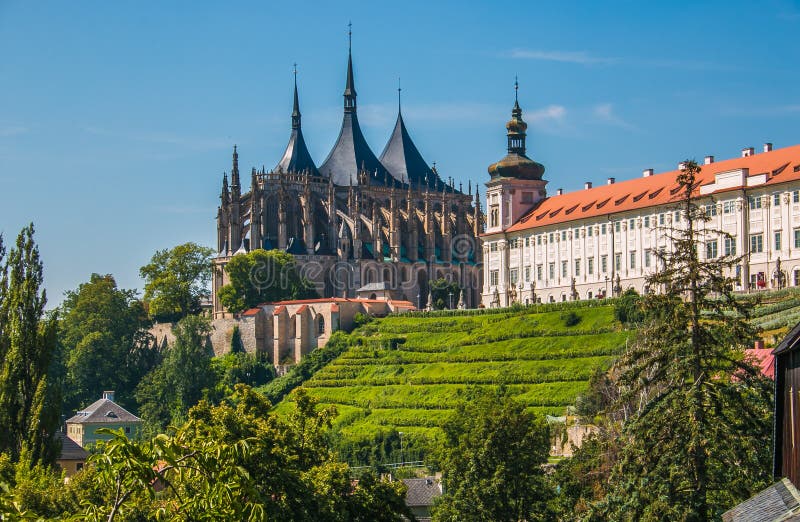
(514, 75, 519, 103)
(348, 21, 352, 50)
(398, 77, 402, 111)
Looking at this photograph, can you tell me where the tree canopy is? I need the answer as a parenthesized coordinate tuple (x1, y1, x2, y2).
(59, 273, 157, 413)
(432, 388, 553, 521)
(218, 249, 317, 313)
(429, 278, 461, 310)
(0, 225, 61, 466)
(139, 242, 214, 321)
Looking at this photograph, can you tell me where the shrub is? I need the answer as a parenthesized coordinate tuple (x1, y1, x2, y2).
(562, 311, 581, 327)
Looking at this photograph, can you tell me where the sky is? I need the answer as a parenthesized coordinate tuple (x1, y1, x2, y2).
(1, 0, 799, 306)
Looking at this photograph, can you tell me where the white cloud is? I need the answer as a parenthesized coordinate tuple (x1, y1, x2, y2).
(592, 103, 636, 131)
(507, 49, 616, 65)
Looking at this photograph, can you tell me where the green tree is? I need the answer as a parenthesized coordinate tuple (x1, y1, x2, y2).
(430, 278, 460, 310)
(139, 242, 214, 321)
(60, 273, 158, 413)
(599, 161, 773, 520)
(432, 389, 553, 522)
(0, 225, 61, 466)
(135, 315, 216, 432)
(218, 249, 317, 314)
(613, 288, 644, 326)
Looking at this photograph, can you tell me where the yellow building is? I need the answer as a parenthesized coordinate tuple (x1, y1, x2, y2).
(65, 391, 142, 448)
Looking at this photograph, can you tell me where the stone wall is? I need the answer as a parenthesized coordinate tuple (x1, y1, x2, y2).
(148, 317, 248, 358)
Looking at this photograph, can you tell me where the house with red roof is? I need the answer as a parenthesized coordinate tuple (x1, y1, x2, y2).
(481, 89, 800, 307)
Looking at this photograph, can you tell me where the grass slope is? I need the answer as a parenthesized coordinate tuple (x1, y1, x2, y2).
(274, 302, 630, 458)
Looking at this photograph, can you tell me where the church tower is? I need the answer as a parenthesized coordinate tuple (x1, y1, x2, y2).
(484, 80, 547, 234)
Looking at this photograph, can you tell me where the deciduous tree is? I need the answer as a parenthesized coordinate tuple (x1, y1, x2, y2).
(139, 242, 214, 321)
(218, 249, 316, 313)
(0, 225, 61, 466)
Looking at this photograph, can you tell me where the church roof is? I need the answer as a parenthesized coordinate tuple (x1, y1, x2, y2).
(275, 74, 320, 176)
(503, 144, 800, 234)
(379, 109, 440, 190)
(320, 46, 395, 187)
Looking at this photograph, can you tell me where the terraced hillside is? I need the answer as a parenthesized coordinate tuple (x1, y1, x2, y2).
(745, 287, 800, 340)
(274, 302, 630, 460)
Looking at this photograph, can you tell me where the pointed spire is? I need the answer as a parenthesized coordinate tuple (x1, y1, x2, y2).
(398, 77, 402, 112)
(231, 145, 240, 192)
(221, 172, 229, 201)
(292, 63, 301, 130)
(344, 22, 357, 113)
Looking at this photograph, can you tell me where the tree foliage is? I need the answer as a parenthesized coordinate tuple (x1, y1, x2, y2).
(430, 278, 461, 310)
(139, 242, 214, 321)
(613, 288, 644, 326)
(218, 249, 317, 313)
(596, 161, 773, 520)
(135, 315, 216, 433)
(60, 273, 158, 413)
(0, 225, 61, 466)
(432, 388, 553, 522)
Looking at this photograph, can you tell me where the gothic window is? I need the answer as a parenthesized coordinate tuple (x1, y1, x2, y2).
(317, 316, 325, 336)
(490, 206, 499, 227)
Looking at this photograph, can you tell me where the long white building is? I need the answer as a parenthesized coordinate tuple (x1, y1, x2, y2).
(481, 94, 800, 307)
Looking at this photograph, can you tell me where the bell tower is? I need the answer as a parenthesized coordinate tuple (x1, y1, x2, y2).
(485, 79, 547, 234)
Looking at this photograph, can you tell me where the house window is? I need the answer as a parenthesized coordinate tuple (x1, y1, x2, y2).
(615, 221, 621, 233)
(674, 211, 681, 222)
(629, 218, 635, 230)
(537, 235, 542, 245)
(629, 251, 636, 269)
(588, 257, 594, 275)
(77, 463, 83, 471)
(749, 195, 762, 210)
(574, 228, 581, 239)
(601, 223, 607, 235)
(723, 201, 735, 214)
(774, 193, 781, 206)
(318, 316, 325, 335)
(705, 204, 717, 217)
(490, 242, 497, 252)
(561, 261, 568, 278)
(659, 213, 665, 225)
(775, 232, 782, 251)
(795, 229, 800, 248)
(489, 270, 499, 286)
(644, 249, 651, 268)
(614, 253, 622, 271)
(509, 268, 518, 285)
(644, 216, 650, 228)
(706, 240, 718, 259)
(548, 263, 555, 280)
(525, 266, 531, 282)
(524, 237, 530, 247)
(125, 427, 131, 434)
(561, 231, 567, 242)
(601, 255, 608, 273)
(490, 206, 499, 227)
(575, 259, 581, 277)
(549, 232, 554, 243)
(750, 233, 763, 253)
(536, 265, 543, 281)
(587, 226, 593, 237)
(724, 236, 736, 256)
(794, 190, 800, 204)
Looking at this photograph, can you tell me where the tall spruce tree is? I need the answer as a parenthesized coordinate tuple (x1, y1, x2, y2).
(599, 162, 773, 520)
(0, 224, 61, 465)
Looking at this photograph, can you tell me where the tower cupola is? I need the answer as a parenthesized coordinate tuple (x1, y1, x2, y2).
(488, 79, 545, 181)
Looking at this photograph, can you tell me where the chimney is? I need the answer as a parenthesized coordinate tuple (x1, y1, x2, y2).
(764, 142, 773, 152)
(556, 188, 563, 196)
(643, 169, 654, 177)
(704, 155, 714, 165)
(607, 177, 615, 185)
(584, 181, 592, 190)
(678, 162, 687, 171)
(742, 147, 754, 158)
(102, 391, 115, 402)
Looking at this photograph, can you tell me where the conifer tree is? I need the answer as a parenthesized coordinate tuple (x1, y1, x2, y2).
(0, 224, 61, 466)
(599, 162, 773, 520)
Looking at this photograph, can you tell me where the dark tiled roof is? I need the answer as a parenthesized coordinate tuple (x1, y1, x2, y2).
(379, 111, 438, 190)
(65, 398, 142, 424)
(57, 432, 88, 461)
(402, 477, 442, 507)
(275, 127, 320, 176)
(722, 478, 800, 521)
(320, 111, 392, 187)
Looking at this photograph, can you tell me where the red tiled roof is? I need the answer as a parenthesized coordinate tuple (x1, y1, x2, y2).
(242, 308, 260, 317)
(746, 348, 775, 379)
(273, 305, 286, 315)
(296, 304, 308, 314)
(330, 303, 339, 312)
(504, 144, 800, 233)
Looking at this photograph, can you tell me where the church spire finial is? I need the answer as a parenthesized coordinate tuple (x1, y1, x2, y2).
(398, 77, 402, 112)
(343, 22, 357, 113)
(231, 145, 240, 192)
(292, 63, 301, 130)
(514, 75, 518, 103)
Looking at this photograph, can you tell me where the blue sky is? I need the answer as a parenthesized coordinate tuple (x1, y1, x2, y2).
(1, 0, 798, 305)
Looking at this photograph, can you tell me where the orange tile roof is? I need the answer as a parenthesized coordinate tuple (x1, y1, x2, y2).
(295, 304, 308, 314)
(503, 144, 800, 233)
(242, 308, 260, 317)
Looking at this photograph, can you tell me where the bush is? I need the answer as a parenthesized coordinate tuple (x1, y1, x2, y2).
(614, 288, 644, 325)
(562, 311, 581, 327)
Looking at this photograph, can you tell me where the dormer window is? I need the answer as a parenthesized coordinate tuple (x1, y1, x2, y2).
(105, 411, 118, 418)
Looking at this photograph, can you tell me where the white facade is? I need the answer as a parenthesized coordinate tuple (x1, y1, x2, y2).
(482, 145, 800, 307)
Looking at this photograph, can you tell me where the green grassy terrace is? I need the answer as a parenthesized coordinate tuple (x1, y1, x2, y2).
(272, 301, 631, 460)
